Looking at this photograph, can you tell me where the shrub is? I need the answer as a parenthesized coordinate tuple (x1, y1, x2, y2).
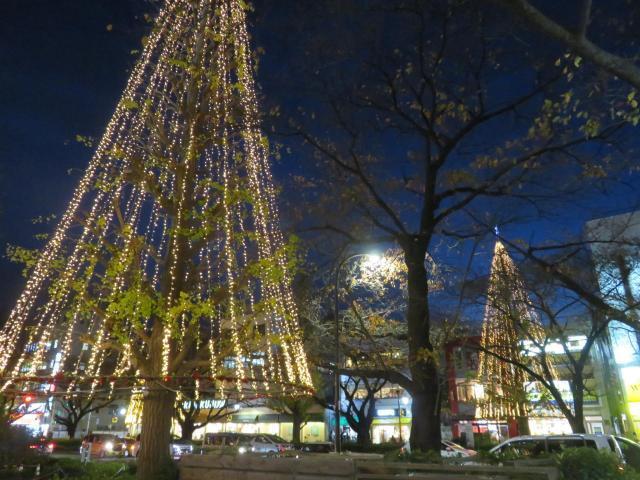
(473, 432, 499, 452)
(558, 447, 640, 480)
(48, 458, 137, 479)
(52, 437, 83, 452)
(394, 448, 442, 463)
(0, 423, 38, 467)
(342, 442, 400, 454)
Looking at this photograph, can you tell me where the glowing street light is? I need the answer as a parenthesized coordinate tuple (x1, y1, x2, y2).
(333, 252, 385, 453)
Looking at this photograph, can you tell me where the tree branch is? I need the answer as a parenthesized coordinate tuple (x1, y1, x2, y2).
(493, 0, 640, 90)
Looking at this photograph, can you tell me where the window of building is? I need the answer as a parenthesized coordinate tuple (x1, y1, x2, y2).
(456, 381, 479, 402)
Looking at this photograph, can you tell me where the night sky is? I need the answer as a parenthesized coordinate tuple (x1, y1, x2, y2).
(1, 1, 639, 320)
(0, 1, 154, 316)
(0, 0, 303, 315)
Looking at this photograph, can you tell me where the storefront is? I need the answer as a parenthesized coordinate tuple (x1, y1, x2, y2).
(621, 366, 640, 434)
(11, 401, 49, 436)
(190, 406, 328, 443)
(371, 416, 410, 444)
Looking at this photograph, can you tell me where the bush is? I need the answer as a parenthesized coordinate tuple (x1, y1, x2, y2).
(558, 447, 640, 480)
(0, 423, 38, 467)
(473, 432, 499, 452)
(47, 458, 137, 479)
(394, 448, 442, 463)
(342, 442, 400, 454)
(53, 437, 83, 452)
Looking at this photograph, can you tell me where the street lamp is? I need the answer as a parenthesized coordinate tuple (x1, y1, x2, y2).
(333, 252, 381, 453)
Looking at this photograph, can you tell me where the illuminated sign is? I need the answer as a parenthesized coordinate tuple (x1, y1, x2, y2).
(376, 409, 395, 417)
(621, 366, 640, 403)
(182, 399, 227, 410)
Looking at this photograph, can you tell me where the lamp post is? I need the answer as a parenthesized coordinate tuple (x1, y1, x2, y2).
(395, 388, 403, 443)
(333, 253, 380, 453)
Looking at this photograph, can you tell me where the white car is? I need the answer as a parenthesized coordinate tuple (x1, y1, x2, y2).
(490, 434, 640, 469)
(204, 432, 293, 454)
(403, 439, 477, 457)
(239, 434, 293, 454)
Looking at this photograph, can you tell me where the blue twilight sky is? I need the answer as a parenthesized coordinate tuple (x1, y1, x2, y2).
(1, 0, 639, 322)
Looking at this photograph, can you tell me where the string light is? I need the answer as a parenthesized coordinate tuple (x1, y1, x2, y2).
(0, 0, 312, 407)
(477, 240, 556, 421)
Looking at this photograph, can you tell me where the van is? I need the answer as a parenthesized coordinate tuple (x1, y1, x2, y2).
(79, 433, 122, 458)
(490, 434, 640, 469)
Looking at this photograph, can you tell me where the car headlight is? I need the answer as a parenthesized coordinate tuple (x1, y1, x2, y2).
(238, 446, 247, 454)
(105, 441, 114, 451)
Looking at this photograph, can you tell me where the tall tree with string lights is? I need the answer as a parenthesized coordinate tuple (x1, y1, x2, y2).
(476, 239, 554, 435)
(0, 1, 312, 478)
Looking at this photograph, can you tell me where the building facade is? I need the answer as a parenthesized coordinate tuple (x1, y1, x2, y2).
(587, 211, 640, 438)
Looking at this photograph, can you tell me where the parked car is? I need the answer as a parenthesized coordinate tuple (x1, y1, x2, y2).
(28, 437, 55, 455)
(441, 440, 477, 458)
(490, 434, 640, 469)
(128, 434, 193, 459)
(256, 434, 294, 454)
(120, 437, 137, 457)
(170, 441, 194, 458)
(298, 442, 334, 453)
(402, 439, 477, 458)
(79, 433, 122, 458)
(203, 432, 293, 454)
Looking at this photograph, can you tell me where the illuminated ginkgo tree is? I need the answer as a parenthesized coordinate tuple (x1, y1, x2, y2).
(0, 0, 312, 477)
(477, 240, 553, 435)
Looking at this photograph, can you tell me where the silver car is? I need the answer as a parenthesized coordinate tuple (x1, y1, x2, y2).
(203, 432, 293, 454)
(238, 434, 293, 454)
(490, 434, 640, 469)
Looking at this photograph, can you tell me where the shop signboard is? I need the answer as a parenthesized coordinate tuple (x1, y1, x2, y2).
(621, 366, 640, 403)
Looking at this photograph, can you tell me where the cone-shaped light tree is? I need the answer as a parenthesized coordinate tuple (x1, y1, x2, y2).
(477, 240, 552, 435)
(0, 1, 312, 477)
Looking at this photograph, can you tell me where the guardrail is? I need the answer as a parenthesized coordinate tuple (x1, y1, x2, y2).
(179, 454, 560, 480)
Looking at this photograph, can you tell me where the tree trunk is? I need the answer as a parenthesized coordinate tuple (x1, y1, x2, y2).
(67, 423, 77, 439)
(356, 420, 372, 447)
(180, 419, 195, 441)
(548, 381, 586, 435)
(516, 416, 530, 436)
(137, 388, 176, 480)
(568, 415, 586, 434)
(570, 383, 586, 433)
(405, 241, 441, 452)
(292, 412, 303, 446)
(410, 387, 440, 451)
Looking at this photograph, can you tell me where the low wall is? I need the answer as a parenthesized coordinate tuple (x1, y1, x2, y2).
(180, 454, 356, 480)
(179, 454, 560, 480)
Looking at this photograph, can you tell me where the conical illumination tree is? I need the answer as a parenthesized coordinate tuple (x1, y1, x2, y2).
(477, 240, 551, 435)
(0, 1, 312, 477)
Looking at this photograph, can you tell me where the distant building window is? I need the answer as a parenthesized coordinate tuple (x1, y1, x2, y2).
(376, 409, 395, 417)
(456, 382, 476, 402)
